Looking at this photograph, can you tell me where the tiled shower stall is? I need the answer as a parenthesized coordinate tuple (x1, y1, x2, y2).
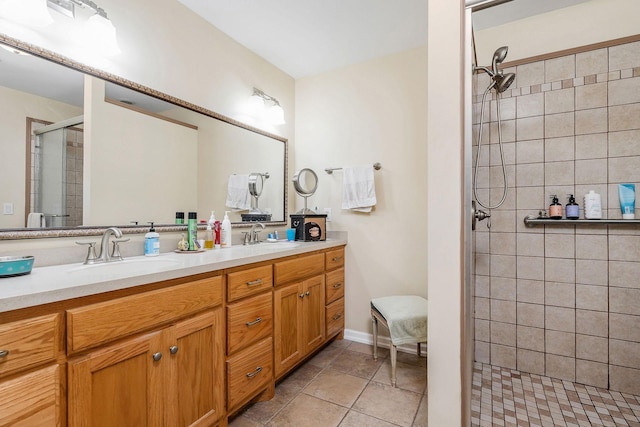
(473, 39, 640, 395)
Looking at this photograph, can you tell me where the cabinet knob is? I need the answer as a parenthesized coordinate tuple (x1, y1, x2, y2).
(169, 346, 179, 355)
(246, 366, 263, 378)
(299, 293, 305, 298)
(333, 283, 342, 289)
(305, 291, 310, 296)
(245, 317, 262, 327)
(152, 352, 162, 361)
(0, 350, 8, 358)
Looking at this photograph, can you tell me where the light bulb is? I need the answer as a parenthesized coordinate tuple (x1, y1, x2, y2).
(0, 0, 53, 27)
(247, 93, 265, 116)
(85, 13, 120, 56)
(268, 103, 285, 125)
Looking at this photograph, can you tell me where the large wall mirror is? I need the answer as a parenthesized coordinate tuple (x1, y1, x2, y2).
(0, 35, 287, 240)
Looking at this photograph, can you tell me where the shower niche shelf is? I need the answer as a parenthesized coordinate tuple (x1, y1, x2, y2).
(524, 215, 640, 227)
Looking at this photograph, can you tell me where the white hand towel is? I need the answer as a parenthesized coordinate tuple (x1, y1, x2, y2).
(225, 174, 251, 210)
(27, 212, 45, 228)
(342, 165, 377, 213)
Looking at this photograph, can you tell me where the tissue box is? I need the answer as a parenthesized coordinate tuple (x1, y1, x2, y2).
(290, 214, 327, 241)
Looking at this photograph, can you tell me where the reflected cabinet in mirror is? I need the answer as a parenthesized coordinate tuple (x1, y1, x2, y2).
(0, 35, 287, 239)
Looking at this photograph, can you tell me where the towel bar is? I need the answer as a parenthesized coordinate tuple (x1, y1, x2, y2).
(325, 162, 381, 174)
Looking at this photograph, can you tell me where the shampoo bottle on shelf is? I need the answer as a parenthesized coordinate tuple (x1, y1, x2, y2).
(187, 212, 198, 250)
(549, 195, 563, 219)
(144, 222, 160, 256)
(221, 211, 232, 248)
(566, 194, 579, 220)
(584, 191, 602, 219)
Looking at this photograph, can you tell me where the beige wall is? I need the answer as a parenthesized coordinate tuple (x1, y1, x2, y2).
(295, 47, 428, 335)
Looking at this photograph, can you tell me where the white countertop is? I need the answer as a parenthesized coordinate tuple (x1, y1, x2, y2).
(0, 236, 347, 313)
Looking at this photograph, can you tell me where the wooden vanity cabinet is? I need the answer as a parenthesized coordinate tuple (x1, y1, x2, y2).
(324, 248, 345, 339)
(67, 276, 225, 427)
(0, 313, 64, 426)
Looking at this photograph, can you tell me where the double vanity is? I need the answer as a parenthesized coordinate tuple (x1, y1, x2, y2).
(0, 234, 347, 426)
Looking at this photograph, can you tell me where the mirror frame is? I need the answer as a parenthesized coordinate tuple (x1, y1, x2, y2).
(0, 34, 288, 240)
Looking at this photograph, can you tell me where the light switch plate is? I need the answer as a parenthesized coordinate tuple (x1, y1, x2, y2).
(3, 202, 13, 215)
(323, 207, 332, 222)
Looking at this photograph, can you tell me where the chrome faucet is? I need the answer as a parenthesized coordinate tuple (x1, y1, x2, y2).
(97, 227, 123, 262)
(249, 222, 265, 244)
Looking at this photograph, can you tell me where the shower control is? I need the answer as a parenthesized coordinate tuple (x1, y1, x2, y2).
(471, 201, 491, 231)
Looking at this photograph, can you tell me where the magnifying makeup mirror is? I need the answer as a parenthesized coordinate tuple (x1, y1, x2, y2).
(292, 168, 318, 214)
(242, 172, 272, 222)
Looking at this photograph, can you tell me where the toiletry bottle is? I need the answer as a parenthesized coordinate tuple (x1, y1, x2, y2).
(549, 195, 563, 219)
(618, 183, 636, 219)
(187, 212, 198, 250)
(144, 222, 160, 256)
(584, 191, 602, 219)
(204, 223, 213, 249)
(214, 220, 221, 248)
(221, 211, 232, 248)
(175, 212, 184, 225)
(566, 194, 579, 220)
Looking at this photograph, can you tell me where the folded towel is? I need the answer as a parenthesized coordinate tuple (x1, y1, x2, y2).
(27, 212, 45, 228)
(342, 164, 377, 212)
(371, 296, 428, 346)
(226, 174, 251, 210)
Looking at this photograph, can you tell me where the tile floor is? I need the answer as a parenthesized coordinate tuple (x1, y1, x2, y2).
(472, 362, 640, 427)
(228, 339, 427, 427)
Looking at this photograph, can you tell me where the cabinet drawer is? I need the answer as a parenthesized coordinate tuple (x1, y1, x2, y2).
(326, 298, 344, 338)
(67, 275, 223, 353)
(325, 268, 344, 304)
(227, 292, 273, 355)
(274, 253, 324, 284)
(325, 248, 345, 271)
(227, 337, 273, 410)
(227, 265, 273, 302)
(0, 313, 61, 377)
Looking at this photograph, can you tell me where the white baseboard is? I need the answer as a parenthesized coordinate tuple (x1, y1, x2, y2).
(343, 328, 426, 355)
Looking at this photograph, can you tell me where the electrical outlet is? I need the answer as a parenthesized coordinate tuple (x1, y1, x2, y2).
(323, 207, 332, 222)
(3, 203, 13, 215)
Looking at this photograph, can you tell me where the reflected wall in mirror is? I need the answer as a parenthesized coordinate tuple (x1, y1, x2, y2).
(0, 36, 287, 239)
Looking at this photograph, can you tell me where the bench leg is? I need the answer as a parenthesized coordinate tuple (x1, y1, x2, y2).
(372, 315, 378, 360)
(390, 344, 397, 387)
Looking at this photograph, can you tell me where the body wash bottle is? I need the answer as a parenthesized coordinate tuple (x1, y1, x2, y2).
(566, 194, 579, 220)
(584, 191, 602, 219)
(619, 183, 636, 219)
(549, 195, 563, 219)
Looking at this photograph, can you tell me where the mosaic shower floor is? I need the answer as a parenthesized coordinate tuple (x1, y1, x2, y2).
(472, 362, 640, 427)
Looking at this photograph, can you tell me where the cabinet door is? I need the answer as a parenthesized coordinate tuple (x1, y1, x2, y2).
(169, 310, 225, 427)
(302, 275, 325, 354)
(274, 282, 303, 377)
(68, 331, 165, 427)
(0, 364, 62, 427)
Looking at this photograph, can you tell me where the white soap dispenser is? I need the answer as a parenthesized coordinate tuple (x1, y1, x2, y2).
(144, 222, 160, 256)
(221, 211, 232, 248)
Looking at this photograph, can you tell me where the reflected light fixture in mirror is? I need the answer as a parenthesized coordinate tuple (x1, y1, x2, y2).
(0, 0, 54, 27)
(247, 87, 286, 125)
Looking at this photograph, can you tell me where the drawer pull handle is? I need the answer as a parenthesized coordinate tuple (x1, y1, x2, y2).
(169, 346, 179, 355)
(246, 317, 262, 327)
(246, 279, 263, 286)
(332, 283, 342, 289)
(246, 366, 263, 378)
(152, 352, 162, 362)
(0, 350, 8, 358)
(332, 256, 343, 262)
(333, 313, 343, 320)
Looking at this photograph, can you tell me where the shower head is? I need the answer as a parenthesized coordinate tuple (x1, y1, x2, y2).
(491, 46, 509, 75)
(493, 72, 515, 93)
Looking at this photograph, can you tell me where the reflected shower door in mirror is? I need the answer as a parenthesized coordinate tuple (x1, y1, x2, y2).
(0, 37, 287, 236)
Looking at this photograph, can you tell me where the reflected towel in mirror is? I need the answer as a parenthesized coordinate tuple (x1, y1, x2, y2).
(26, 212, 45, 228)
(342, 165, 377, 212)
(226, 174, 251, 210)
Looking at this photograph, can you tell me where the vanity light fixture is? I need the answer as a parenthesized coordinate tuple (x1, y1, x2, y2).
(0, 0, 54, 27)
(46, 0, 120, 56)
(248, 88, 286, 125)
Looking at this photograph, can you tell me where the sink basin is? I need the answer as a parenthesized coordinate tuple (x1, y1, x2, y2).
(68, 257, 180, 273)
(260, 241, 300, 250)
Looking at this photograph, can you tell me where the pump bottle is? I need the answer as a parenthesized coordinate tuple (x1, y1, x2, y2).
(144, 222, 160, 256)
(566, 195, 579, 220)
(221, 211, 232, 248)
(549, 195, 563, 219)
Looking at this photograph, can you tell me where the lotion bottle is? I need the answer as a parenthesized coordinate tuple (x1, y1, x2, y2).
(566, 194, 579, 220)
(549, 195, 563, 219)
(584, 191, 602, 219)
(221, 211, 232, 248)
(144, 222, 160, 256)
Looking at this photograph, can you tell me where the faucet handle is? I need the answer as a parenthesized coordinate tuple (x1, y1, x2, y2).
(76, 241, 98, 264)
(242, 232, 250, 245)
(110, 238, 130, 261)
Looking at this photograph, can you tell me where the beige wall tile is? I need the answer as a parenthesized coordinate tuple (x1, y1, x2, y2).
(517, 61, 545, 87)
(475, 319, 490, 342)
(517, 302, 544, 328)
(517, 116, 544, 140)
(575, 309, 608, 337)
(610, 365, 640, 395)
(490, 232, 516, 256)
(609, 236, 640, 263)
(490, 165, 516, 189)
(546, 55, 576, 83)
(490, 120, 516, 144)
(517, 256, 544, 281)
(575, 259, 608, 286)
(610, 287, 640, 316)
(491, 97, 517, 121)
(490, 254, 516, 278)
(576, 334, 608, 363)
(475, 274, 489, 298)
(545, 88, 575, 114)
(475, 340, 490, 364)
(491, 299, 516, 323)
(575, 234, 608, 260)
(575, 158, 607, 185)
(516, 187, 544, 210)
(610, 339, 640, 369)
(576, 284, 607, 312)
(609, 77, 640, 106)
(517, 139, 544, 164)
(490, 141, 516, 165)
(491, 277, 516, 301)
(576, 359, 608, 388)
(545, 282, 575, 308)
(608, 157, 640, 183)
(488, 209, 516, 233)
(610, 313, 640, 342)
(517, 349, 545, 375)
(610, 103, 640, 132)
(516, 234, 544, 257)
(575, 107, 608, 135)
(475, 230, 489, 254)
(476, 253, 489, 276)
(576, 48, 608, 77)
(545, 161, 574, 186)
(491, 344, 516, 369)
(545, 234, 575, 259)
(546, 330, 575, 357)
(475, 297, 490, 320)
(545, 354, 575, 381)
(575, 133, 607, 160)
(575, 82, 607, 110)
(517, 279, 544, 304)
(490, 187, 516, 209)
(491, 321, 516, 346)
(544, 136, 575, 162)
(609, 130, 640, 157)
(545, 112, 574, 138)
(516, 163, 544, 187)
(609, 41, 640, 71)
(545, 258, 575, 284)
(546, 306, 575, 332)
(517, 325, 544, 352)
(517, 93, 544, 118)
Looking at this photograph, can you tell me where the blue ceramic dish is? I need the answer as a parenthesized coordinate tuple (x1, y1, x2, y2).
(0, 256, 35, 277)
